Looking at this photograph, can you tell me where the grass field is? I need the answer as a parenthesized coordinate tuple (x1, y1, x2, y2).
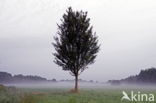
(0, 84, 156, 103)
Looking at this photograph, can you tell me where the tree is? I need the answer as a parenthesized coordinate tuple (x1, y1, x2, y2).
(53, 7, 100, 92)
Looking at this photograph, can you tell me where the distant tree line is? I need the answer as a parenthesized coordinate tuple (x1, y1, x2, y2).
(0, 71, 97, 84)
(108, 67, 156, 85)
(0, 72, 56, 84)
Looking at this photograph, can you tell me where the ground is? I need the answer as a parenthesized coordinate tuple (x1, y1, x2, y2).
(0, 84, 156, 103)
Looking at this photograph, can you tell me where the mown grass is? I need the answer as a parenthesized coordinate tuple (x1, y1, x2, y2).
(0, 85, 156, 103)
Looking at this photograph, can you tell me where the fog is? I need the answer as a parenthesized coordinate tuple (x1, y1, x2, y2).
(5, 82, 156, 90)
(6, 82, 103, 89)
(0, 0, 156, 82)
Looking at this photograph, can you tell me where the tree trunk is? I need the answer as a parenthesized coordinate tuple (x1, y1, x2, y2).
(74, 75, 78, 92)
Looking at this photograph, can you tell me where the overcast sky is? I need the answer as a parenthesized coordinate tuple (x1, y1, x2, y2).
(0, 0, 156, 82)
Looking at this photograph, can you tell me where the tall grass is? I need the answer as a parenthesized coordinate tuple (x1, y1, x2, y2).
(0, 85, 21, 103)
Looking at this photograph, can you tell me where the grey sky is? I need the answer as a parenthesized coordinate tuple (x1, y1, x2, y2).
(0, 0, 156, 82)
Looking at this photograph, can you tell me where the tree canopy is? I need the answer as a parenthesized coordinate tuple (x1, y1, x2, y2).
(53, 7, 100, 92)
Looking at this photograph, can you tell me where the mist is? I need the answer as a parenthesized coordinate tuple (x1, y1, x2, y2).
(0, 0, 156, 82)
(4, 82, 156, 91)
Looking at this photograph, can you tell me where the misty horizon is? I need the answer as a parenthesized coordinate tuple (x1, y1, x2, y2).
(0, 0, 156, 82)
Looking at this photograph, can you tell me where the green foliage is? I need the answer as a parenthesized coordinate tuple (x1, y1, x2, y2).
(0, 85, 21, 103)
(53, 7, 100, 76)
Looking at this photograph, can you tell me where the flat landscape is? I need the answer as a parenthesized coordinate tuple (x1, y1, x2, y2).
(1, 0, 156, 103)
(1, 84, 156, 103)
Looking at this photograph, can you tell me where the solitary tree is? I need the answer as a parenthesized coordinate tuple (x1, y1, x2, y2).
(53, 7, 100, 92)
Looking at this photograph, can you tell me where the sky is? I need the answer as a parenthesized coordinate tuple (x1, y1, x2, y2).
(0, 0, 156, 82)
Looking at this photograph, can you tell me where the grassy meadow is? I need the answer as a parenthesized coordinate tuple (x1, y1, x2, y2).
(0, 84, 156, 103)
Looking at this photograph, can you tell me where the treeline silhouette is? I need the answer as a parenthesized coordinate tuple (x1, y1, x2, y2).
(108, 67, 156, 85)
(0, 72, 97, 84)
(0, 72, 56, 84)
